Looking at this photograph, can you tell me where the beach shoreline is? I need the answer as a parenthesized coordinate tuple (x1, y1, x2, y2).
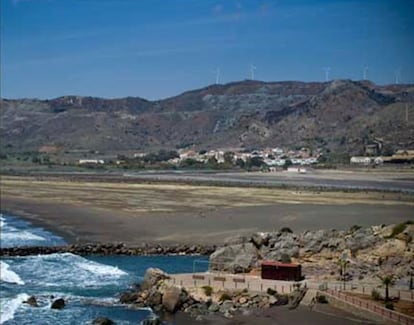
(1, 174, 413, 246)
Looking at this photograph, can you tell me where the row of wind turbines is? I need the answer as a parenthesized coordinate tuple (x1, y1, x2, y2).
(212, 65, 404, 84)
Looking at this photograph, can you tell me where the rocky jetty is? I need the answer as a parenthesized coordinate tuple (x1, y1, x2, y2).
(0, 242, 216, 257)
(210, 222, 414, 286)
(120, 268, 294, 320)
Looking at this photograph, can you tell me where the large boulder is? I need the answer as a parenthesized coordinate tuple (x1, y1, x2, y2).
(162, 286, 185, 313)
(141, 268, 170, 291)
(250, 232, 269, 248)
(209, 243, 258, 273)
(51, 298, 65, 309)
(263, 232, 299, 260)
(346, 228, 378, 252)
(301, 229, 339, 254)
(119, 291, 140, 304)
(224, 235, 250, 246)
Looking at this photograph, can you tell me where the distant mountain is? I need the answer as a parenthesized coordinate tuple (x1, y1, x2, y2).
(1, 80, 413, 156)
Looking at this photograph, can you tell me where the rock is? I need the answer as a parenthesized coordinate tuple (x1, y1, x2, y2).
(119, 291, 140, 304)
(372, 239, 406, 257)
(224, 235, 250, 246)
(209, 243, 258, 273)
(92, 317, 114, 325)
(141, 268, 170, 291)
(51, 298, 65, 309)
(301, 229, 339, 254)
(142, 317, 161, 325)
(238, 296, 248, 304)
(162, 286, 183, 313)
(262, 232, 299, 261)
(346, 228, 378, 252)
(208, 303, 220, 312)
(268, 295, 277, 306)
(251, 232, 269, 248)
(219, 301, 234, 314)
(24, 296, 38, 307)
(146, 290, 162, 307)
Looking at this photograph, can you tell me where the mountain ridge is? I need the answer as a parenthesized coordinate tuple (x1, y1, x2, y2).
(1, 79, 413, 157)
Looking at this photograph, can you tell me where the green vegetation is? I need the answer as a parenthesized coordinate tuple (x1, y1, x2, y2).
(219, 292, 232, 302)
(316, 294, 328, 304)
(202, 285, 213, 297)
(371, 289, 381, 301)
(280, 254, 292, 263)
(378, 274, 396, 302)
(349, 225, 362, 233)
(280, 227, 293, 234)
(266, 288, 277, 296)
(387, 221, 412, 238)
(385, 302, 394, 310)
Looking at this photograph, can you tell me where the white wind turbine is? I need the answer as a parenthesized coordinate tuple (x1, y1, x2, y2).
(250, 64, 257, 80)
(323, 67, 331, 82)
(214, 67, 220, 84)
(363, 66, 369, 80)
(395, 68, 401, 84)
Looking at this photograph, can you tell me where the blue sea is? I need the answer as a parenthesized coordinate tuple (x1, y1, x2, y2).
(0, 213, 208, 324)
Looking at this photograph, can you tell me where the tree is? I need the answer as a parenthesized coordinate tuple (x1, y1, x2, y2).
(378, 274, 396, 302)
(223, 151, 234, 164)
(337, 258, 350, 290)
(235, 158, 245, 168)
(283, 159, 292, 169)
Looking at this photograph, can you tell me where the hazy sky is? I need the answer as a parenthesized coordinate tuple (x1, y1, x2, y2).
(2, 0, 413, 99)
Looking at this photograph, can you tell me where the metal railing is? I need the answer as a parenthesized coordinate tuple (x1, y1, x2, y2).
(325, 289, 414, 325)
(167, 272, 297, 294)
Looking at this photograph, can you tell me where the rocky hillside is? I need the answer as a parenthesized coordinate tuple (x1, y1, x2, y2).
(210, 222, 414, 288)
(1, 80, 413, 155)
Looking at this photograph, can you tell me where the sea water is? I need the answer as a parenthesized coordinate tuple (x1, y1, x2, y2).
(0, 213, 208, 324)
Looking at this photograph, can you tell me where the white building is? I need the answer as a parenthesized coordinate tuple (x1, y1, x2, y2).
(79, 159, 104, 165)
(350, 156, 372, 165)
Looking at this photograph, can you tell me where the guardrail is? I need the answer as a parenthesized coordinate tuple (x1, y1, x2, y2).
(307, 281, 414, 302)
(325, 289, 414, 325)
(167, 272, 296, 294)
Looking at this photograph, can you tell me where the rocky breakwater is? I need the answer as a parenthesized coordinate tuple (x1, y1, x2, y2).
(120, 268, 297, 321)
(0, 242, 216, 257)
(210, 222, 414, 286)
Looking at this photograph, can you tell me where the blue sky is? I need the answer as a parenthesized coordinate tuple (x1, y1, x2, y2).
(1, 0, 413, 99)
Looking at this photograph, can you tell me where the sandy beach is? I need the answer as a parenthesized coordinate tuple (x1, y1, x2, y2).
(1, 175, 413, 245)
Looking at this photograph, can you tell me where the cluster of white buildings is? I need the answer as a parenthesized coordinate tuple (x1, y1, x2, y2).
(172, 147, 320, 167)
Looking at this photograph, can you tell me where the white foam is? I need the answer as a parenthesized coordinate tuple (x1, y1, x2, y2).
(76, 261, 127, 276)
(11, 253, 128, 289)
(0, 215, 5, 228)
(1, 231, 46, 242)
(0, 293, 29, 324)
(0, 261, 25, 285)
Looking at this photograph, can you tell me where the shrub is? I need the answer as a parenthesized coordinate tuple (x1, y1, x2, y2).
(316, 295, 328, 304)
(280, 227, 293, 234)
(371, 289, 381, 301)
(219, 293, 232, 302)
(350, 225, 362, 233)
(385, 302, 394, 310)
(267, 288, 277, 296)
(388, 223, 407, 238)
(202, 285, 213, 296)
(280, 254, 292, 263)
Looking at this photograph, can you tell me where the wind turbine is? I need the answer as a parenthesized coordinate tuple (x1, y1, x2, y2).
(363, 66, 369, 80)
(250, 64, 257, 80)
(213, 67, 220, 84)
(323, 67, 331, 82)
(395, 68, 401, 84)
